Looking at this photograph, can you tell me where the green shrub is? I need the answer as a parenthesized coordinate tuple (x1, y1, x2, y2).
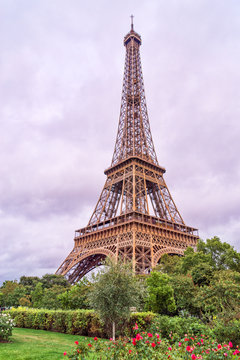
(149, 315, 213, 343)
(7, 308, 157, 339)
(213, 319, 240, 347)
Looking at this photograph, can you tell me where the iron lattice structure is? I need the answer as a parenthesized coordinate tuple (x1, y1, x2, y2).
(56, 24, 198, 284)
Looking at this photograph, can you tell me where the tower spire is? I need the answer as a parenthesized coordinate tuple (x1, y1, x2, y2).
(111, 24, 158, 167)
(131, 14, 134, 31)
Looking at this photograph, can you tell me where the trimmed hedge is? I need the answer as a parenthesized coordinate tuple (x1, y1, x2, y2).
(8, 307, 157, 338)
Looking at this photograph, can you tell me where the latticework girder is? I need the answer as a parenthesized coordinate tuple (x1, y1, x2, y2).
(56, 24, 198, 284)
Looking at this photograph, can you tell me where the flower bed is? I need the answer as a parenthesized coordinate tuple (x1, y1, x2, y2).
(63, 323, 240, 359)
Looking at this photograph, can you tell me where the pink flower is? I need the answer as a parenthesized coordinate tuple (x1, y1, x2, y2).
(134, 323, 138, 329)
(75, 341, 79, 345)
(233, 350, 240, 355)
(168, 347, 172, 351)
(217, 344, 222, 349)
(151, 342, 156, 348)
(224, 353, 228, 357)
(63, 352, 67, 356)
(179, 342, 182, 347)
(147, 333, 153, 338)
(109, 338, 113, 341)
(156, 333, 160, 338)
(229, 341, 233, 348)
(191, 355, 197, 360)
(201, 339, 204, 344)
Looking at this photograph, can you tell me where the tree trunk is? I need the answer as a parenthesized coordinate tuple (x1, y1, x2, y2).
(112, 321, 115, 341)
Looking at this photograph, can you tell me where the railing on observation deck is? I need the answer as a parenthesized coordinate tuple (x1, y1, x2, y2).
(75, 212, 198, 238)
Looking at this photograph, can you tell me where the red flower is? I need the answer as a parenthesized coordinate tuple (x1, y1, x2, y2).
(184, 338, 189, 342)
(151, 342, 156, 348)
(75, 341, 79, 345)
(217, 344, 222, 349)
(186, 346, 193, 353)
(136, 333, 143, 341)
(134, 323, 138, 329)
(147, 333, 153, 338)
(168, 346, 172, 351)
(94, 337, 98, 341)
(129, 349, 132, 354)
(156, 333, 160, 339)
(132, 338, 137, 346)
(88, 343, 92, 347)
(63, 352, 67, 356)
(191, 355, 197, 360)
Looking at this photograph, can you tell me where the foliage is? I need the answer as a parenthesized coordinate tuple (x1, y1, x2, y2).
(145, 271, 176, 314)
(88, 260, 144, 338)
(170, 274, 200, 316)
(149, 315, 213, 343)
(0, 312, 15, 341)
(58, 279, 92, 310)
(198, 237, 240, 272)
(155, 253, 181, 274)
(213, 319, 240, 347)
(195, 270, 240, 319)
(0, 274, 70, 309)
(7, 307, 159, 339)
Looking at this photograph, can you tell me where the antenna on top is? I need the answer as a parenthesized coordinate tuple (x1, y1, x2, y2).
(130, 14, 134, 30)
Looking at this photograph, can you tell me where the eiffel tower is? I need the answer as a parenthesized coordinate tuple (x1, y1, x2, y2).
(56, 20, 198, 284)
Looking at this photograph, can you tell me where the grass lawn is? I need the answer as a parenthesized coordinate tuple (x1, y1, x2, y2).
(0, 328, 96, 360)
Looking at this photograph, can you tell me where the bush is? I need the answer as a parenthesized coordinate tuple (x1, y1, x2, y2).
(213, 319, 240, 347)
(149, 315, 213, 343)
(7, 307, 158, 339)
(0, 312, 15, 341)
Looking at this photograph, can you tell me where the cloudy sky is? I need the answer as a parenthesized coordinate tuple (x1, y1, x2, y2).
(0, 0, 240, 285)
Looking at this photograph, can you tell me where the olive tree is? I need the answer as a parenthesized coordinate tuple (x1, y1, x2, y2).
(88, 260, 144, 340)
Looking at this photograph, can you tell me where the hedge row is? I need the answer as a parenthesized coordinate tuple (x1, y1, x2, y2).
(8, 307, 156, 338)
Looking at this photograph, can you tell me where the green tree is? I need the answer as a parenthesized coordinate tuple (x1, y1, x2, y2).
(40, 285, 67, 309)
(197, 237, 240, 272)
(88, 260, 143, 340)
(176, 247, 211, 275)
(170, 274, 200, 316)
(58, 278, 91, 310)
(31, 283, 44, 308)
(145, 271, 176, 314)
(0, 281, 22, 307)
(191, 262, 213, 286)
(155, 254, 181, 274)
(40, 274, 70, 289)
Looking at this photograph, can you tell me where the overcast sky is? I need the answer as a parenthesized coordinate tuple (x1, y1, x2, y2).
(0, 0, 240, 285)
